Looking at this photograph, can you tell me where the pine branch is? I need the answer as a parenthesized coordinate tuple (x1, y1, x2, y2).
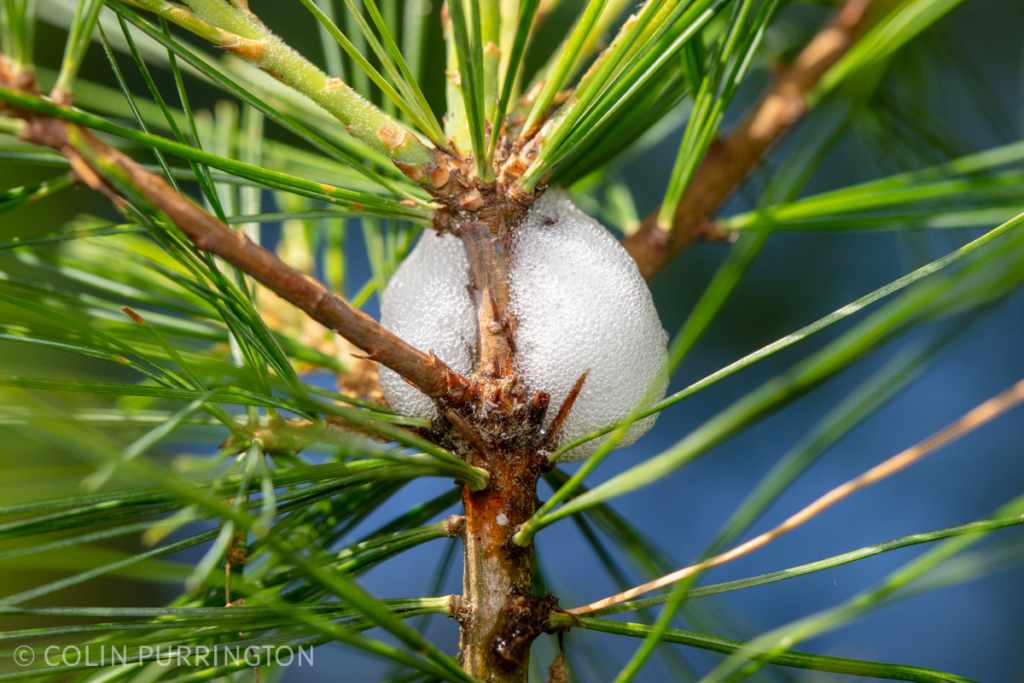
(622, 0, 879, 280)
(568, 376, 1024, 614)
(1, 81, 469, 403)
(121, 0, 446, 181)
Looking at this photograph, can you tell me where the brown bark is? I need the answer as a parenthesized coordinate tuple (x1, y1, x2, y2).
(430, 178, 556, 681)
(458, 453, 544, 681)
(461, 213, 518, 377)
(455, 212, 541, 682)
(6, 110, 468, 403)
(3, 75, 555, 675)
(622, 0, 877, 281)
(2, 3, 893, 670)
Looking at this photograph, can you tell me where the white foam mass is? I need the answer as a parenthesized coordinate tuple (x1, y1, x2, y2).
(378, 191, 669, 460)
(509, 191, 668, 460)
(378, 231, 477, 418)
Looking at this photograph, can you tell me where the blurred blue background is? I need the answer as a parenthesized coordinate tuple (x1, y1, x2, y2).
(1, 0, 1023, 681)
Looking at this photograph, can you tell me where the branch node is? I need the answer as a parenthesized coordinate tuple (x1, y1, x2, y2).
(445, 514, 467, 537)
(489, 594, 561, 672)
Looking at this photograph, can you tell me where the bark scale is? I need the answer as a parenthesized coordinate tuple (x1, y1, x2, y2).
(459, 453, 542, 681)
(435, 182, 554, 682)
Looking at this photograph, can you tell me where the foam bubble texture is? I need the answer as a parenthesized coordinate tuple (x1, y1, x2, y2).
(377, 192, 669, 461)
(378, 231, 476, 418)
(509, 191, 669, 460)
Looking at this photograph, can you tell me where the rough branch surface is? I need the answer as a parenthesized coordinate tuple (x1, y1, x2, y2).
(622, 0, 874, 281)
(0, 4, 894, 676)
(1, 97, 465, 401)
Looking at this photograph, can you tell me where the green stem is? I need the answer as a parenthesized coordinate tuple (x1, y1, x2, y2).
(517, 0, 628, 116)
(520, 0, 610, 137)
(1, 0, 37, 71)
(128, 0, 437, 171)
(53, 0, 105, 99)
(518, 0, 717, 189)
(497, 0, 519, 91)
(299, 0, 437, 144)
(485, 0, 541, 161)
(481, 0, 500, 123)
(444, 9, 471, 152)
(447, 0, 493, 179)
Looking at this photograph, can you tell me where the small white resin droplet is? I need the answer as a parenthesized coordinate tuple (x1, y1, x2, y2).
(509, 191, 669, 461)
(378, 232, 476, 418)
(496, 513, 509, 526)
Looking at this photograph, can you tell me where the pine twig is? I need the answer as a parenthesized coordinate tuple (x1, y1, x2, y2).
(569, 375, 1024, 614)
(1, 85, 469, 402)
(123, 0, 444, 177)
(622, 0, 877, 281)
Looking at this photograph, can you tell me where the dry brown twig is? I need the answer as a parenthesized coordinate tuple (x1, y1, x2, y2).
(568, 376, 1024, 615)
